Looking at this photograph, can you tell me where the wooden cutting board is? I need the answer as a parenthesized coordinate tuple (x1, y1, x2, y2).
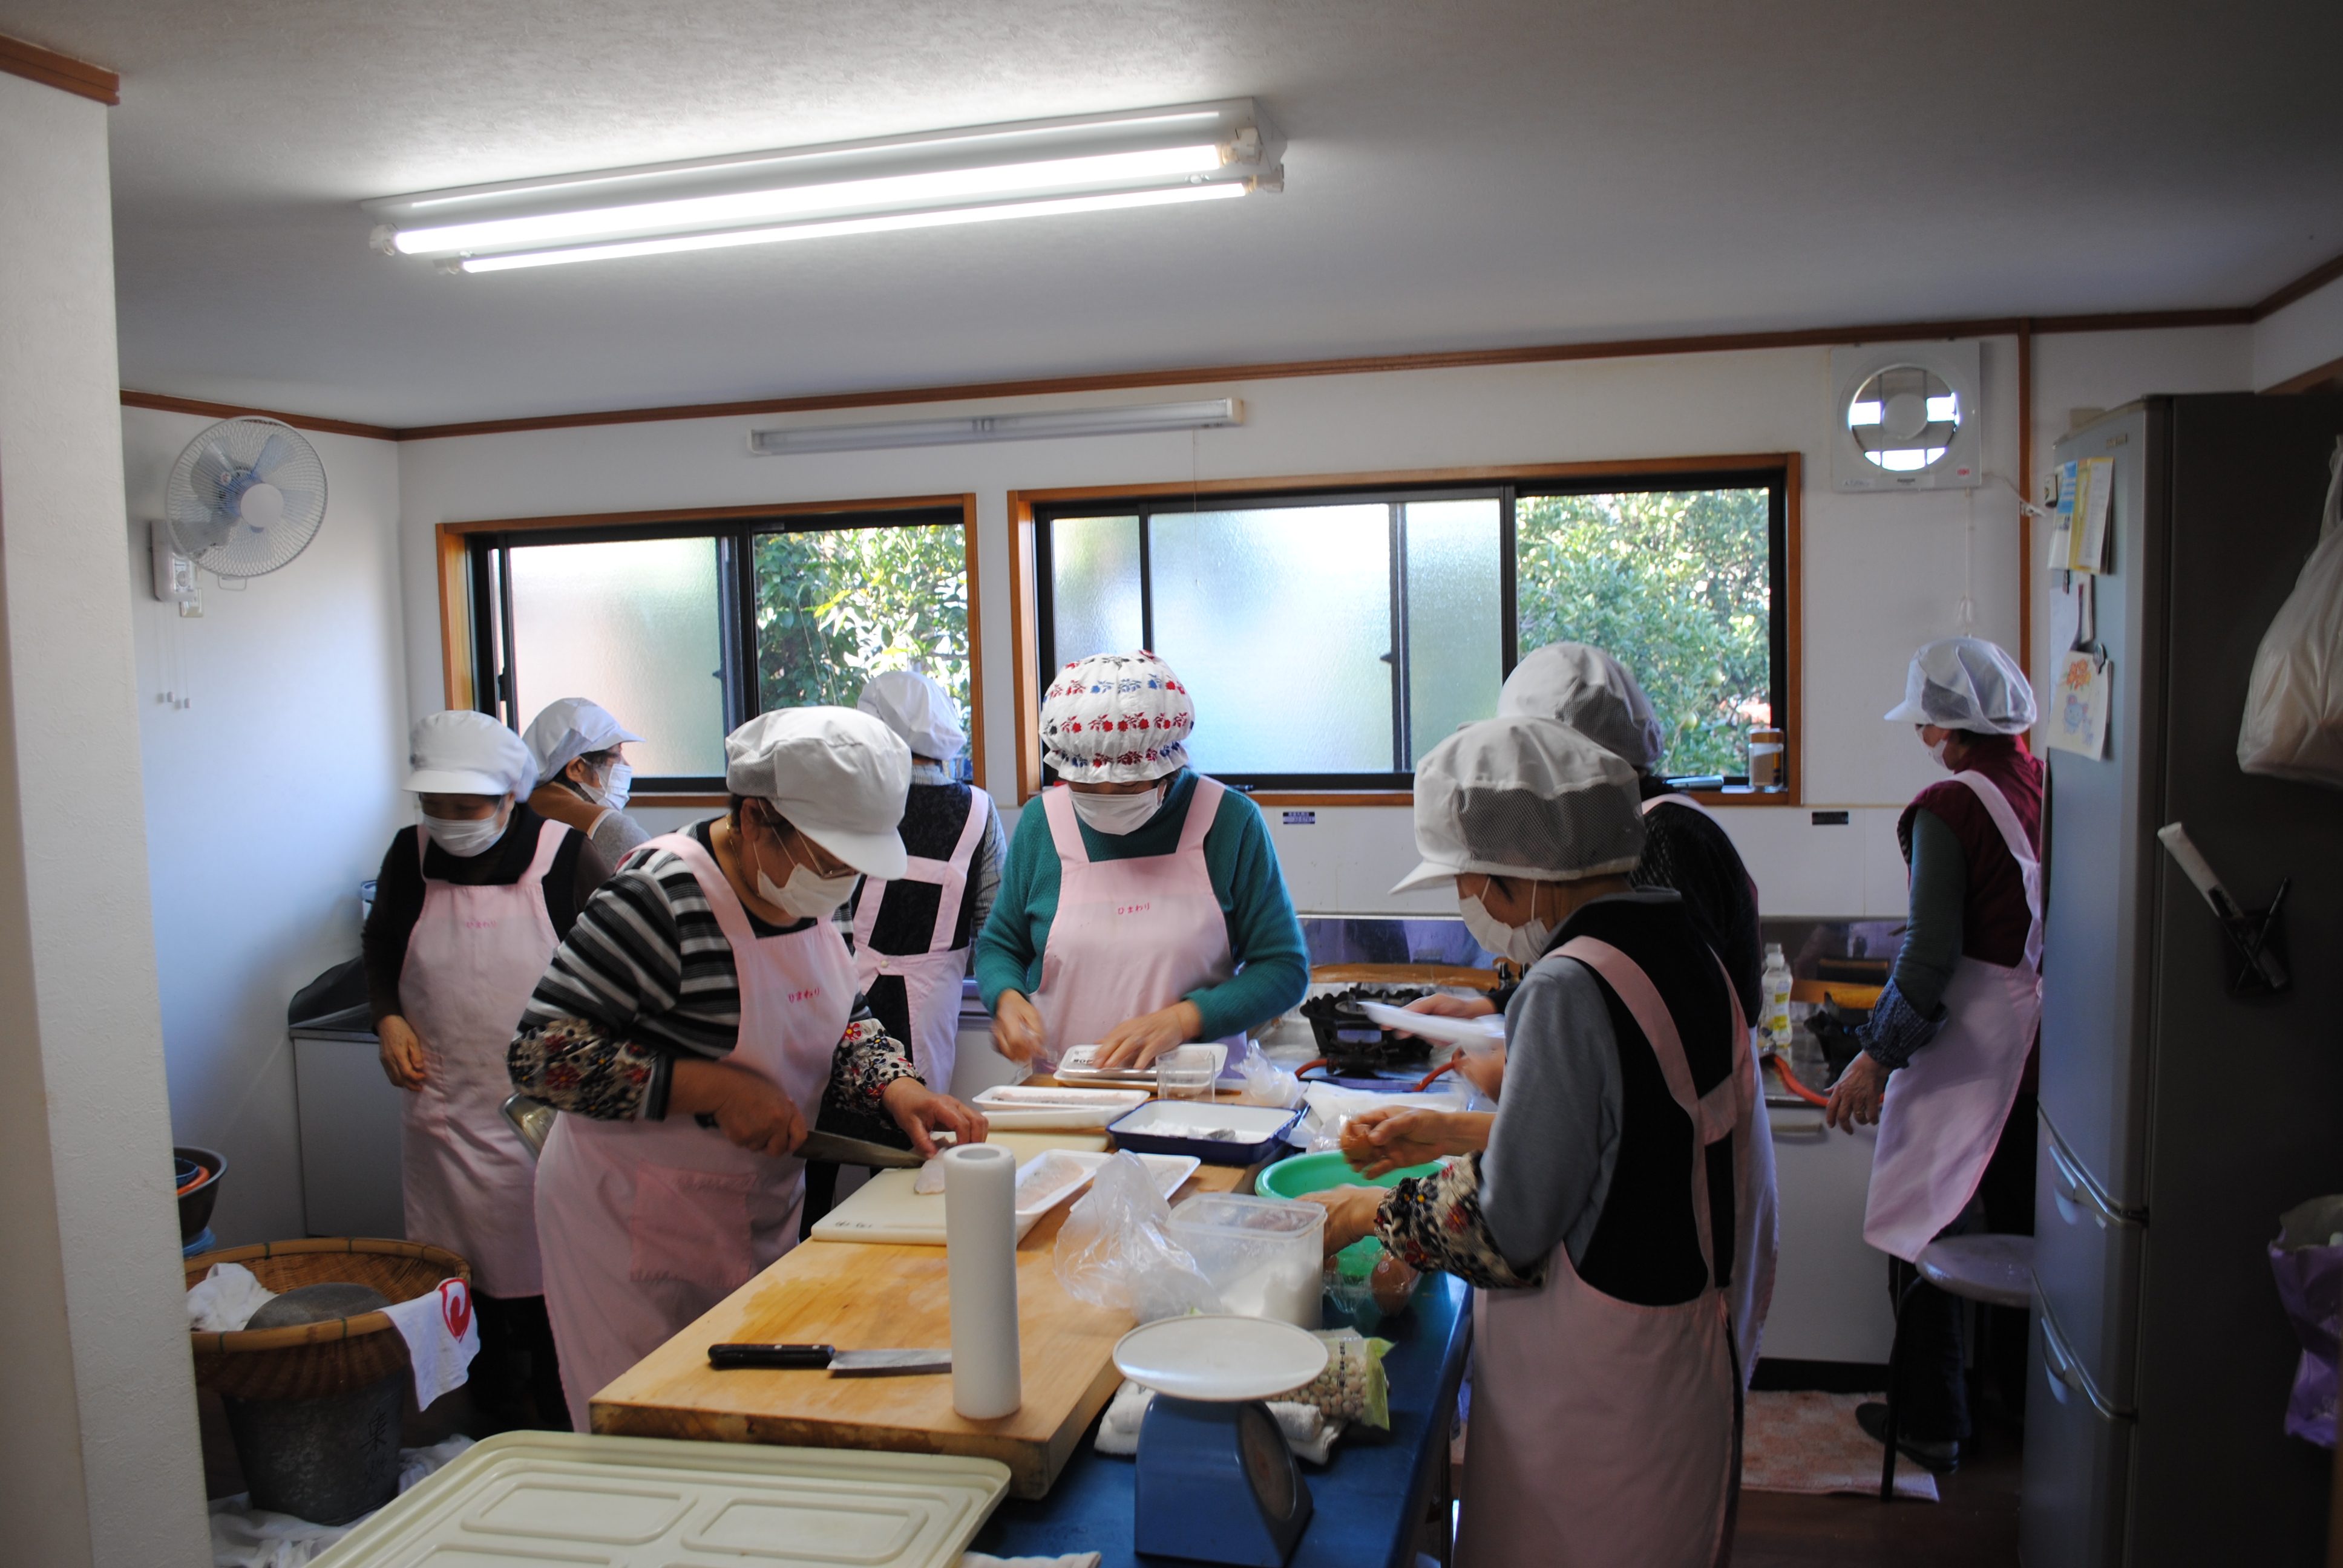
(590, 1152, 1242, 1499)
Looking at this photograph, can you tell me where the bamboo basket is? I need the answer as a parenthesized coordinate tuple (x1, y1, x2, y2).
(185, 1238, 471, 1402)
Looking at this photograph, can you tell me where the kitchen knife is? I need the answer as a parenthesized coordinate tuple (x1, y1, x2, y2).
(707, 1343, 952, 1375)
(796, 1129, 949, 1169)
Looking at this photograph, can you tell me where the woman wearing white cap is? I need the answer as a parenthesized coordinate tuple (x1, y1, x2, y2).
(362, 709, 614, 1428)
(510, 708, 988, 1429)
(1824, 636, 2042, 1473)
(1305, 715, 1762, 1568)
(976, 651, 1309, 1071)
(522, 697, 650, 866)
(845, 670, 1002, 1093)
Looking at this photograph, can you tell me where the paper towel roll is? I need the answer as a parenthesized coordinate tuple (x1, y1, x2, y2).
(944, 1142, 1022, 1419)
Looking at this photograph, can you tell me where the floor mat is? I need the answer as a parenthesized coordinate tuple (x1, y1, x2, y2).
(1742, 1390, 1939, 1502)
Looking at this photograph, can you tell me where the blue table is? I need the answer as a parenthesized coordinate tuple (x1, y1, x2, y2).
(969, 1273, 1473, 1568)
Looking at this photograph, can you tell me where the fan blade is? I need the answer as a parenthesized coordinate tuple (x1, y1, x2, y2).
(249, 434, 291, 480)
(270, 488, 318, 524)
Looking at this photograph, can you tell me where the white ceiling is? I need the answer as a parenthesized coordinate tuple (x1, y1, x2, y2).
(9, 0, 2341, 428)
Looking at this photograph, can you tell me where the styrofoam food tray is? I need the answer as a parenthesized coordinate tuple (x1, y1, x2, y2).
(1112, 1314, 1329, 1402)
(1357, 1000, 1507, 1054)
(312, 1430, 1009, 1567)
(807, 1149, 1198, 1246)
(1107, 1099, 1308, 1165)
(969, 1084, 1150, 1129)
(1054, 1041, 1228, 1085)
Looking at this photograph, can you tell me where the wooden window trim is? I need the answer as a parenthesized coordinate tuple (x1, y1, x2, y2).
(1010, 454, 1804, 809)
(435, 492, 985, 800)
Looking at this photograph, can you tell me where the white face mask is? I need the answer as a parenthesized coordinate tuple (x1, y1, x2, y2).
(1461, 889, 1558, 967)
(1069, 783, 1164, 836)
(586, 761, 632, 812)
(1920, 728, 1952, 769)
(747, 820, 859, 919)
(422, 801, 509, 859)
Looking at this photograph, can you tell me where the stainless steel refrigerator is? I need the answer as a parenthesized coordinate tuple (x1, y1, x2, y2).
(2027, 392, 2343, 1566)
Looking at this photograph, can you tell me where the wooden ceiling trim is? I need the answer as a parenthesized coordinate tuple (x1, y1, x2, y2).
(0, 33, 119, 105)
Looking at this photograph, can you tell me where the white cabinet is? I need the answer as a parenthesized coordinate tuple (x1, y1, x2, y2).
(290, 1028, 405, 1240)
(1762, 1102, 1894, 1363)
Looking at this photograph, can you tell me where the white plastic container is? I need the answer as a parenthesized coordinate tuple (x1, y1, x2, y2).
(1166, 1192, 1326, 1328)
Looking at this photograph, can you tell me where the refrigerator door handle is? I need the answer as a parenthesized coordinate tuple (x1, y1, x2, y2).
(2039, 1290, 2134, 1423)
(2045, 1117, 2146, 1232)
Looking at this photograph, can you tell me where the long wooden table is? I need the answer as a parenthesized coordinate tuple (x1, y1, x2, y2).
(588, 1132, 1248, 1499)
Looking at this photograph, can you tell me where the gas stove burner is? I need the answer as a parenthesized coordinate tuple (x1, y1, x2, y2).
(1299, 985, 1438, 1073)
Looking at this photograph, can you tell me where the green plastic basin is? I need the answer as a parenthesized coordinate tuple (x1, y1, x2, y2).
(1256, 1149, 1440, 1275)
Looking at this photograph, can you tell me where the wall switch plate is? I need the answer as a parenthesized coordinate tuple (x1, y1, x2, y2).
(149, 520, 200, 604)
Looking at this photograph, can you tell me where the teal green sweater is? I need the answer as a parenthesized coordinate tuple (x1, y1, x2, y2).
(974, 769, 1309, 1041)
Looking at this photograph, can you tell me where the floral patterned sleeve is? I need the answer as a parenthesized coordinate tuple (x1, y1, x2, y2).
(509, 1016, 664, 1119)
(1375, 1154, 1547, 1290)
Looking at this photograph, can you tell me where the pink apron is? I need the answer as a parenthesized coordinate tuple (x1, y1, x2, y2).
(853, 788, 994, 1093)
(399, 821, 567, 1299)
(1029, 779, 1246, 1065)
(1863, 771, 2044, 1262)
(534, 831, 856, 1430)
(1640, 793, 1777, 1379)
(1458, 935, 1749, 1568)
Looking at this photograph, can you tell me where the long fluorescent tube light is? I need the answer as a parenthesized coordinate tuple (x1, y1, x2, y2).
(749, 399, 1244, 454)
(367, 100, 1280, 273)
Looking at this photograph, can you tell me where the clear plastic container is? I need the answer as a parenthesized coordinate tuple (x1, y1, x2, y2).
(1166, 1192, 1326, 1328)
(1155, 1044, 1218, 1100)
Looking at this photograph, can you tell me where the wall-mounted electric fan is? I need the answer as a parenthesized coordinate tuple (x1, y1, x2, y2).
(162, 417, 329, 578)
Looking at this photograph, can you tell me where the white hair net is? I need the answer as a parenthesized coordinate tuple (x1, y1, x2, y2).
(724, 707, 911, 878)
(523, 698, 644, 786)
(856, 669, 966, 763)
(1392, 716, 1647, 893)
(1498, 641, 1667, 771)
(1883, 637, 2036, 735)
(1039, 651, 1194, 783)
(405, 711, 537, 797)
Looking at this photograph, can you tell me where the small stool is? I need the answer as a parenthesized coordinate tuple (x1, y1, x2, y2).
(1879, 1233, 2033, 1499)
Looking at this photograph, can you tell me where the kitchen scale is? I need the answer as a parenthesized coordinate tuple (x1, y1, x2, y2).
(1112, 1314, 1328, 1567)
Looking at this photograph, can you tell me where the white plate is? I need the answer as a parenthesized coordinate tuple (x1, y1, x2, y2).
(1112, 1315, 1329, 1402)
(1357, 1001, 1506, 1053)
(970, 1085, 1151, 1130)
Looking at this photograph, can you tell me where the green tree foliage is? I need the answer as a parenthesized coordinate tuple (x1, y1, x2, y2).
(753, 523, 970, 720)
(1515, 489, 1771, 778)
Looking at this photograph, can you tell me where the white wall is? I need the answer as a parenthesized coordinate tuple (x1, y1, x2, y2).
(2253, 273, 2343, 392)
(123, 408, 410, 1247)
(0, 73, 208, 1568)
(399, 338, 2057, 917)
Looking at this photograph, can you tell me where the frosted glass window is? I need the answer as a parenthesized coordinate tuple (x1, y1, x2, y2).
(507, 537, 725, 778)
(1050, 515, 1143, 665)
(1403, 499, 1503, 766)
(1150, 506, 1394, 774)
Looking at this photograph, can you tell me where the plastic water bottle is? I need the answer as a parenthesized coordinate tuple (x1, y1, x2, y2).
(1762, 944, 1794, 1048)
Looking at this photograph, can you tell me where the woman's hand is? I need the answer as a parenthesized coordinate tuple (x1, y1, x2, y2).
(1094, 1000, 1204, 1070)
(671, 1059, 807, 1158)
(1302, 1186, 1388, 1256)
(377, 1015, 429, 1091)
(882, 1078, 989, 1158)
(1341, 1107, 1493, 1177)
(991, 990, 1045, 1063)
(1394, 992, 1497, 1039)
(1824, 1053, 1890, 1133)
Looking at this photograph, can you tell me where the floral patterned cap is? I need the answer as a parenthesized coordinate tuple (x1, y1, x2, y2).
(1039, 651, 1194, 783)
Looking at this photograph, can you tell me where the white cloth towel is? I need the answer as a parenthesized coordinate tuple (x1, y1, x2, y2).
(209, 1437, 473, 1566)
(188, 1263, 278, 1333)
(380, 1279, 480, 1408)
(1092, 1379, 1341, 1463)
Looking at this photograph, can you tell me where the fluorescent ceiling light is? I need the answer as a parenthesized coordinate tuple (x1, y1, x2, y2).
(749, 399, 1244, 454)
(368, 100, 1280, 273)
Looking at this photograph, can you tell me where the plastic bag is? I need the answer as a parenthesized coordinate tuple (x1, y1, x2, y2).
(2239, 439, 2343, 789)
(2271, 1194, 2343, 1447)
(1239, 1040, 1306, 1109)
(1053, 1151, 1223, 1322)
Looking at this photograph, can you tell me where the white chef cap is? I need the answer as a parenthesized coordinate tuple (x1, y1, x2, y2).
(856, 669, 966, 763)
(523, 697, 645, 786)
(1883, 637, 2036, 735)
(405, 711, 536, 797)
(1392, 715, 1647, 893)
(1497, 641, 1668, 771)
(1039, 651, 1194, 783)
(724, 707, 911, 878)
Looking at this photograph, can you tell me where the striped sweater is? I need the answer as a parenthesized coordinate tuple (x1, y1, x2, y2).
(506, 818, 916, 1125)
